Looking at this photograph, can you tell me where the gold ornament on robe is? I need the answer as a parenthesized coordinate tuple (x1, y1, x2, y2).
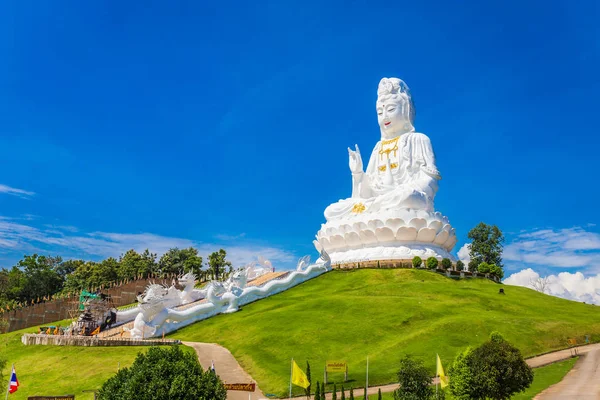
(379, 136, 399, 159)
(378, 163, 398, 172)
(351, 203, 366, 213)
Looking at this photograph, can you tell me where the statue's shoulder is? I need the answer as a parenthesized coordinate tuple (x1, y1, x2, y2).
(407, 131, 432, 143)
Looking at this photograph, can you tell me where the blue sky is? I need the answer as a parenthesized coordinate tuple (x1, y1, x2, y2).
(0, 1, 599, 277)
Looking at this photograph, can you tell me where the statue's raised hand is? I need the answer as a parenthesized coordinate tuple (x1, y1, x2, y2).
(348, 144, 363, 174)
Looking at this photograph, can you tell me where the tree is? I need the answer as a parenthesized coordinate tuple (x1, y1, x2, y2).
(412, 256, 422, 268)
(119, 249, 160, 280)
(441, 258, 452, 271)
(97, 345, 226, 400)
(333, 383, 337, 400)
(306, 361, 312, 399)
(530, 276, 550, 293)
(90, 258, 119, 289)
(477, 262, 491, 274)
(17, 254, 63, 301)
(119, 250, 143, 281)
(488, 264, 503, 280)
(448, 332, 533, 400)
(159, 247, 203, 277)
(455, 260, 465, 272)
(315, 382, 321, 400)
(207, 249, 231, 281)
(448, 347, 473, 400)
(426, 257, 438, 270)
(393, 355, 434, 400)
(467, 223, 504, 268)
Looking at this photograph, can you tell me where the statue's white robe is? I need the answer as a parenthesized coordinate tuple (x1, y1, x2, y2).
(324, 132, 441, 221)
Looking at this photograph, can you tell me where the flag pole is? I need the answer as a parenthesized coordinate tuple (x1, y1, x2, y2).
(435, 354, 438, 397)
(289, 358, 293, 400)
(366, 356, 369, 396)
(5, 364, 13, 400)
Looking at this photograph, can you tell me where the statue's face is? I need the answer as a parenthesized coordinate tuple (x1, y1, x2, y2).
(377, 98, 409, 138)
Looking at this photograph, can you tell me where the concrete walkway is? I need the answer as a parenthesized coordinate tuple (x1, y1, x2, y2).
(535, 345, 600, 399)
(183, 342, 600, 399)
(183, 341, 266, 400)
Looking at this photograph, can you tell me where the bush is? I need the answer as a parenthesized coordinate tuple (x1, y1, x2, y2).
(477, 262, 491, 274)
(426, 257, 438, 270)
(441, 258, 452, 270)
(455, 260, 465, 271)
(393, 355, 434, 400)
(489, 264, 504, 280)
(412, 256, 422, 268)
(98, 345, 226, 400)
(448, 333, 533, 400)
(468, 259, 479, 272)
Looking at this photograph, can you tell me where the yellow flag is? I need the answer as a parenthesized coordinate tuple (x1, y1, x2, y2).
(291, 360, 310, 389)
(437, 354, 449, 388)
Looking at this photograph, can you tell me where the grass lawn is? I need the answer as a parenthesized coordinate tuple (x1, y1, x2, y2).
(511, 357, 578, 399)
(169, 269, 600, 397)
(0, 321, 192, 400)
(378, 357, 578, 399)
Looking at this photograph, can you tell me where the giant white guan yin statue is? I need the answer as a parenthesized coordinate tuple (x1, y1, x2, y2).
(315, 77, 457, 265)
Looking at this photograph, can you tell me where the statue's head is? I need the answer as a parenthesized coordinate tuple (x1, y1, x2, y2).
(376, 77, 415, 138)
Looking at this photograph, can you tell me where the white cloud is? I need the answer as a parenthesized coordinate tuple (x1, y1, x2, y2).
(457, 243, 471, 263)
(214, 233, 247, 241)
(0, 217, 297, 269)
(457, 243, 472, 270)
(505, 226, 600, 272)
(0, 184, 35, 199)
(504, 268, 600, 305)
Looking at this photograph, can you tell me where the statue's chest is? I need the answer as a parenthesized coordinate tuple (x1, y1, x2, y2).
(376, 137, 405, 172)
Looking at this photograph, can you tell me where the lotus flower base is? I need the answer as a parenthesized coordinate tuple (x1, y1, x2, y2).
(314, 209, 457, 266)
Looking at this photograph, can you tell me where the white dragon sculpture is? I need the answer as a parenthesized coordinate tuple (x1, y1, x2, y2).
(127, 250, 331, 338)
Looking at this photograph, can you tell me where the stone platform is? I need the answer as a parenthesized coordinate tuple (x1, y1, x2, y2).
(21, 333, 179, 346)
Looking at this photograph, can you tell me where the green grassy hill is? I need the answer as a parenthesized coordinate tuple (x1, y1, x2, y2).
(170, 269, 600, 397)
(0, 321, 147, 399)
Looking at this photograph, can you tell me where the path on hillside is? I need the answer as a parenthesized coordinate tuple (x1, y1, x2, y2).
(182, 341, 266, 400)
(535, 345, 600, 400)
(182, 341, 600, 399)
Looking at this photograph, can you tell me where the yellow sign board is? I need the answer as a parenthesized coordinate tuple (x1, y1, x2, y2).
(326, 360, 347, 372)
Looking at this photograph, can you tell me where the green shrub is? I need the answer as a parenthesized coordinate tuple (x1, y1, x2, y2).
(456, 260, 465, 271)
(97, 345, 226, 400)
(441, 258, 452, 270)
(426, 257, 438, 270)
(489, 264, 504, 280)
(477, 262, 491, 274)
(393, 355, 434, 400)
(412, 256, 422, 268)
(449, 334, 533, 400)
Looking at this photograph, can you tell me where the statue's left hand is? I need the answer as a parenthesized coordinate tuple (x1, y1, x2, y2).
(348, 144, 363, 174)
